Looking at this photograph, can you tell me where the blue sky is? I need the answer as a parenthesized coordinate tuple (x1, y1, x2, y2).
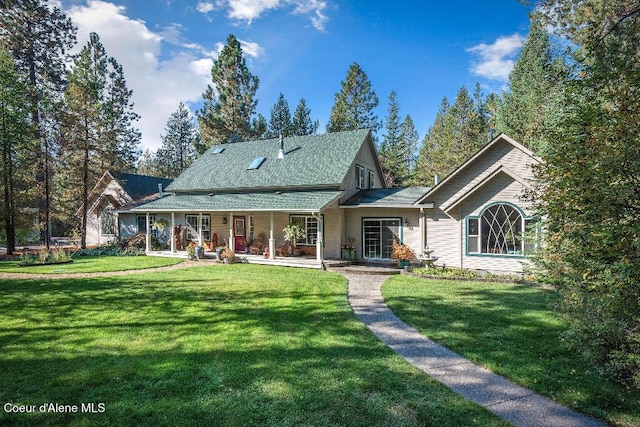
(54, 0, 534, 151)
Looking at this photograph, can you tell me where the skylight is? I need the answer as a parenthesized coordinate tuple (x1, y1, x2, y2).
(247, 156, 265, 170)
(212, 147, 225, 154)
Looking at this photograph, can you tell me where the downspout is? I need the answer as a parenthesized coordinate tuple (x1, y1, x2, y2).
(419, 207, 425, 252)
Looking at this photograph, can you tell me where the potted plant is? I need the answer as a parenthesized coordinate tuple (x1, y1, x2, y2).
(186, 241, 197, 260)
(344, 237, 356, 261)
(391, 240, 415, 268)
(283, 223, 306, 256)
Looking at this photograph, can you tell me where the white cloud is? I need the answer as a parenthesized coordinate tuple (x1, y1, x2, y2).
(467, 33, 526, 81)
(291, 0, 327, 30)
(215, 0, 328, 30)
(196, 2, 216, 13)
(67, 0, 217, 151)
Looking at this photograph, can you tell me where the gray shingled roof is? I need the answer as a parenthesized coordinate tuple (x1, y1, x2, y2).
(341, 187, 431, 207)
(130, 190, 343, 212)
(114, 173, 173, 200)
(166, 129, 372, 192)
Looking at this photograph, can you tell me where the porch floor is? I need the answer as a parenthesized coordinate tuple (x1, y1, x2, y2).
(145, 250, 326, 269)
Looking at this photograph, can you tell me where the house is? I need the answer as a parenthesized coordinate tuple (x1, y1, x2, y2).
(123, 129, 540, 273)
(83, 171, 172, 246)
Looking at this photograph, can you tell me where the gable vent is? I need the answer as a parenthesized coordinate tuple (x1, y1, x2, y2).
(247, 156, 266, 170)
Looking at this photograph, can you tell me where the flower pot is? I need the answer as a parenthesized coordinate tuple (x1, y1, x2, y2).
(400, 260, 409, 268)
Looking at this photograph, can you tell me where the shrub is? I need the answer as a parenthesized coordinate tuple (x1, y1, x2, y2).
(391, 240, 414, 261)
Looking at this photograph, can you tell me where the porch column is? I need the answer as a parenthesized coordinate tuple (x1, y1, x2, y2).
(269, 212, 275, 259)
(145, 212, 151, 252)
(198, 212, 203, 247)
(315, 213, 323, 264)
(170, 212, 176, 253)
(228, 212, 234, 251)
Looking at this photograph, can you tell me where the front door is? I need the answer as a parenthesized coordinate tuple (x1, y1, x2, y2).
(233, 216, 246, 252)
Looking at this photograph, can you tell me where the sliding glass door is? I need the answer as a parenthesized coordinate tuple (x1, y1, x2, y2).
(362, 218, 401, 259)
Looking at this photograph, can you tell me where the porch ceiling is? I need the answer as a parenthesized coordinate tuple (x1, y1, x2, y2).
(129, 190, 343, 213)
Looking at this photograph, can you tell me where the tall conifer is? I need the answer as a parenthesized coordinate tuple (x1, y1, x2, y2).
(326, 62, 380, 135)
(291, 98, 318, 136)
(0, 0, 77, 247)
(0, 46, 36, 254)
(197, 34, 259, 145)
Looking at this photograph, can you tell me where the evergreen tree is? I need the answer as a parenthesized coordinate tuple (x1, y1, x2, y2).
(0, 46, 36, 254)
(326, 62, 380, 135)
(291, 98, 318, 136)
(399, 114, 418, 178)
(251, 113, 267, 140)
(266, 93, 292, 138)
(378, 90, 405, 187)
(58, 32, 107, 248)
(533, 0, 640, 389)
(100, 57, 141, 173)
(496, 16, 565, 152)
(156, 102, 199, 178)
(412, 97, 451, 186)
(197, 34, 259, 146)
(136, 148, 160, 177)
(412, 86, 490, 186)
(0, 0, 77, 247)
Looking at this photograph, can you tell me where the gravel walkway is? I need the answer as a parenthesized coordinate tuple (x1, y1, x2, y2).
(343, 272, 607, 427)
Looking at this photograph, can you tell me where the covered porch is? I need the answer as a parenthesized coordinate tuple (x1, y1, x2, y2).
(128, 190, 344, 265)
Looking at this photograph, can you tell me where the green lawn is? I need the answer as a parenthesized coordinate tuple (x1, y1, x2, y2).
(0, 264, 507, 427)
(0, 255, 184, 274)
(382, 275, 640, 427)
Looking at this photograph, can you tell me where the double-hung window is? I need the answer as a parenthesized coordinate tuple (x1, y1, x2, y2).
(467, 203, 537, 256)
(137, 215, 157, 238)
(368, 170, 375, 188)
(186, 214, 211, 242)
(362, 218, 401, 259)
(290, 215, 319, 245)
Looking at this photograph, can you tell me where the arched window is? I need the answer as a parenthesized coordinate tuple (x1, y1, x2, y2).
(467, 203, 536, 256)
(100, 209, 116, 236)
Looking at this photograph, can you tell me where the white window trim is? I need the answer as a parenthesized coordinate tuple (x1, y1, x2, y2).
(362, 217, 402, 259)
(466, 202, 537, 257)
(137, 215, 157, 238)
(355, 165, 366, 189)
(290, 215, 320, 246)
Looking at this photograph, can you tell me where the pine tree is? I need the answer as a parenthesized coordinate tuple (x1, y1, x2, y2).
(251, 113, 267, 140)
(399, 114, 418, 178)
(412, 86, 490, 186)
(58, 32, 107, 248)
(412, 97, 452, 186)
(266, 93, 292, 138)
(156, 102, 199, 178)
(291, 98, 318, 136)
(326, 62, 380, 135)
(100, 57, 141, 173)
(136, 148, 160, 177)
(496, 16, 565, 152)
(0, 0, 77, 248)
(0, 46, 36, 254)
(197, 34, 259, 146)
(379, 90, 405, 187)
